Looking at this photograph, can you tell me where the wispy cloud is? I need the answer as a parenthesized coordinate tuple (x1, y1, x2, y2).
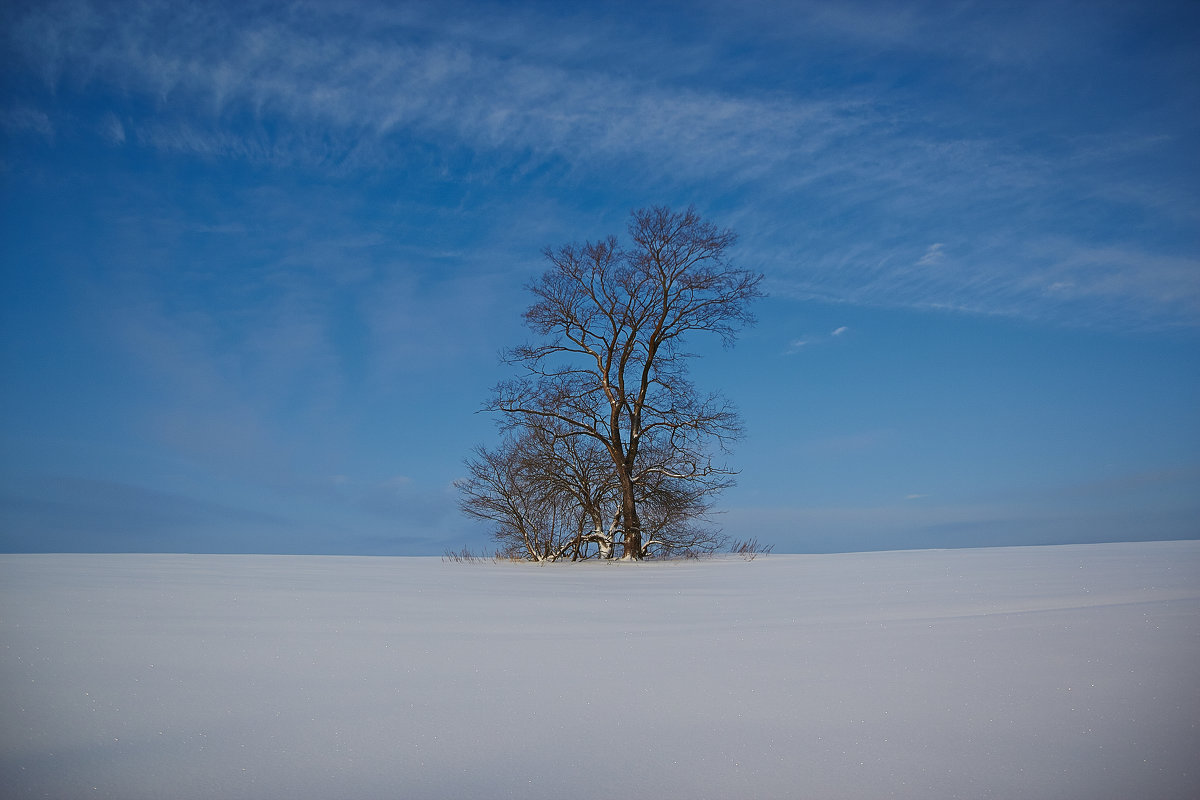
(0, 106, 54, 140)
(64, 169, 520, 505)
(785, 326, 850, 354)
(6, 0, 1197, 331)
(6, 0, 859, 181)
(98, 112, 124, 144)
(915, 243, 945, 267)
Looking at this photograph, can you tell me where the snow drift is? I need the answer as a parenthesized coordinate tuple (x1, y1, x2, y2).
(2, 541, 1197, 799)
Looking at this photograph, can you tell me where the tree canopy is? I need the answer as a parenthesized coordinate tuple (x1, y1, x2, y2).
(458, 206, 764, 560)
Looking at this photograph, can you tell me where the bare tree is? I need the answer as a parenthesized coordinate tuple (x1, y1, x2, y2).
(456, 428, 603, 562)
(483, 206, 763, 559)
(456, 423, 731, 561)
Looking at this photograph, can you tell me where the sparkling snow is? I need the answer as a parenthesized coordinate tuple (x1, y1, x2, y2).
(2, 541, 1198, 799)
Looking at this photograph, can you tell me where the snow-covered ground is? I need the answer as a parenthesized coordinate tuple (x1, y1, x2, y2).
(2, 542, 1197, 800)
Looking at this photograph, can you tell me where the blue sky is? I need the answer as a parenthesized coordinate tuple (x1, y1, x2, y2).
(2, 0, 1197, 555)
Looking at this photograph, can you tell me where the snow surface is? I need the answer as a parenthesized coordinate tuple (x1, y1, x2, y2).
(2, 542, 1198, 799)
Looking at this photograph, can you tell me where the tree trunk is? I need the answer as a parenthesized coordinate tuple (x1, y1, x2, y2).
(594, 521, 613, 560)
(620, 475, 643, 560)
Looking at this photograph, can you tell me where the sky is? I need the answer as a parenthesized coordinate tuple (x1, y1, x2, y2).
(1, 0, 1197, 555)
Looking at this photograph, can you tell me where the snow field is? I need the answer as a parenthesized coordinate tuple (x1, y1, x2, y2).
(2, 541, 1198, 799)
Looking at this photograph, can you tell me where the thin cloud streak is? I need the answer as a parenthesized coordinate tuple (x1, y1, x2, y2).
(7, 0, 858, 177)
(7, 0, 1197, 329)
(785, 325, 850, 353)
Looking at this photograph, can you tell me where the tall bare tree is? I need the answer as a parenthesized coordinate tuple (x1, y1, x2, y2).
(483, 206, 763, 559)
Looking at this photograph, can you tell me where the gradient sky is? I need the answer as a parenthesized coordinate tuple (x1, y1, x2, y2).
(2, 0, 1197, 555)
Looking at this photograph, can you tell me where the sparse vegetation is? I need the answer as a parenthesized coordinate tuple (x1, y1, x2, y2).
(728, 537, 774, 561)
(441, 547, 497, 564)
